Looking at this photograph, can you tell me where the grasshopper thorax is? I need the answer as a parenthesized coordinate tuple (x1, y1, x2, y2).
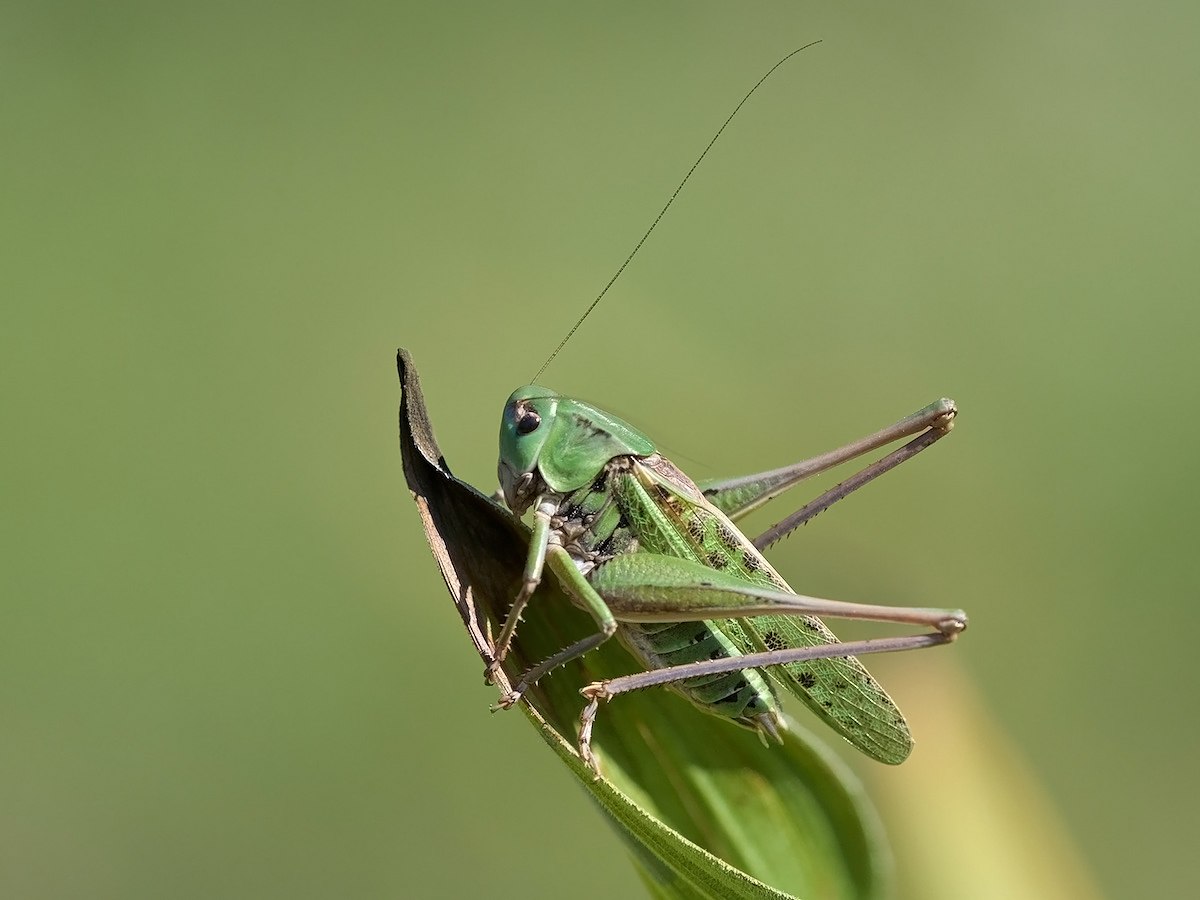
(498, 386, 656, 514)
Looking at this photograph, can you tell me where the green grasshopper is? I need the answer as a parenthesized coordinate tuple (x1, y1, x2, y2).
(489, 387, 965, 771)
(470, 47, 967, 771)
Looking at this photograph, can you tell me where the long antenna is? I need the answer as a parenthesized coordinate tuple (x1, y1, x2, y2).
(530, 41, 821, 383)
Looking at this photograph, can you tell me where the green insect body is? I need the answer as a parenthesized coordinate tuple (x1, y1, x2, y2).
(496, 385, 962, 766)
(535, 450, 789, 745)
(626, 459, 912, 763)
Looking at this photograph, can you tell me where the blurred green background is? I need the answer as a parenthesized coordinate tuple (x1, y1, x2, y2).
(4, 2, 1197, 898)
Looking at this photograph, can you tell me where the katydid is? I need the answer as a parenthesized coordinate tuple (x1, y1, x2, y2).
(469, 46, 966, 771)
(490, 388, 965, 770)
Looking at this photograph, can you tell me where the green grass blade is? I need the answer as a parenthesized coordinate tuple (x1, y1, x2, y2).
(398, 349, 891, 900)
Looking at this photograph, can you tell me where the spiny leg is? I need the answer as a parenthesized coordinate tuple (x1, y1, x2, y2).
(577, 630, 956, 773)
(486, 498, 555, 682)
(589, 552, 967, 633)
(754, 422, 953, 550)
(492, 544, 618, 709)
(575, 551, 965, 771)
(699, 398, 956, 523)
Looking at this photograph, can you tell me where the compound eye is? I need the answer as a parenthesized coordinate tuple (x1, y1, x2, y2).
(515, 409, 541, 435)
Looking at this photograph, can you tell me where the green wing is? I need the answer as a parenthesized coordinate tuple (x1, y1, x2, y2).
(632, 456, 914, 765)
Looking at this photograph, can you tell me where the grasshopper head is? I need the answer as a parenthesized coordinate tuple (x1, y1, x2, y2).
(498, 386, 559, 514)
(498, 385, 656, 514)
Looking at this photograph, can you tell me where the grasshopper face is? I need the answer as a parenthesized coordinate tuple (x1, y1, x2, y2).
(498, 386, 559, 514)
(498, 387, 657, 514)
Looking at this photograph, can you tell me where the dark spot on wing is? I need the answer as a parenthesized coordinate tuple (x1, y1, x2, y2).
(797, 670, 817, 689)
(761, 630, 785, 652)
(573, 417, 604, 439)
(709, 550, 729, 570)
(716, 522, 742, 547)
